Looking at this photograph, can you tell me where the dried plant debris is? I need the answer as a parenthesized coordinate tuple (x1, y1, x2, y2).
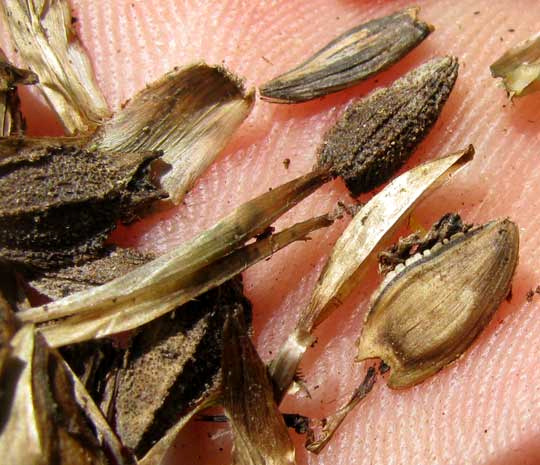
(491, 31, 540, 97)
(18, 170, 332, 346)
(357, 215, 519, 389)
(305, 367, 377, 454)
(92, 63, 255, 204)
(317, 56, 459, 196)
(0, 138, 163, 271)
(222, 306, 295, 465)
(0, 325, 136, 465)
(28, 247, 154, 299)
(260, 7, 433, 103)
(0, 50, 38, 136)
(270, 147, 473, 400)
(111, 279, 251, 458)
(0, 288, 16, 379)
(0, 0, 110, 133)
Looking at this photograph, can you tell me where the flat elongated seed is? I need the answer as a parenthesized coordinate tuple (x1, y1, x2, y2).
(0, 138, 163, 270)
(490, 31, 540, 97)
(356, 216, 519, 389)
(317, 56, 458, 196)
(259, 7, 433, 103)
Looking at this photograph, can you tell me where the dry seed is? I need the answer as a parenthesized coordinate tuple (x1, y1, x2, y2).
(491, 31, 540, 97)
(0, 138, 163, 270)
(28, 247, 154, 299)
(317, 56, 459, 196)
(259, 7, 433, 103)
(113, 278, 251, 458)
(357, 215, 519, 389)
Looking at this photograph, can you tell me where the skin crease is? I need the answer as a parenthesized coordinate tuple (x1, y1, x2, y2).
(3, 0, 540, 464)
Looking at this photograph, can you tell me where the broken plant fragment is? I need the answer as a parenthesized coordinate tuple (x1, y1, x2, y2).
(357, 215, 519, 388)
(259, 7, 433, 103)
(18, 169, 332, 346)
(0, 137, 163, 271)
(305, 367, 377, 454)
(0, 285, 16, 379)
(270, 146, 474, 401)
(0, 325, 136, 465)
(317, 56, 459, 196)
(491, 31, 540, 97)
(0, 50, 38, 136)
(113, 278, 251, 458)
(222, 306, 295, 465)
(91, 63, 255, 204)
(0, 0, 110, 133)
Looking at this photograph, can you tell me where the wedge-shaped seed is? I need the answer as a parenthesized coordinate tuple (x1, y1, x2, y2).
(259, 7, 433, 103)
(113, 279, 251, 458)
(0, 138, 163, 270)
(0, 325, 136, 465)
(222, 307, 295, 465)
(490, 31, 540, 97)
(0, 0, 110, 133)
(317, 56, 459, 196)
(0, 50, 38, 136)
(91, 63, 255, 204)
(269, 146, 473, 401)
(357, 216, 519, 389)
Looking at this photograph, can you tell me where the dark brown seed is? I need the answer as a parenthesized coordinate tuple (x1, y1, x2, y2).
(259, 7, 433, 103)
(27, 247, 154, 299)
(0, 138, 164, 270)
(112, 278, 252, 458)
(316, 56, 459, 196)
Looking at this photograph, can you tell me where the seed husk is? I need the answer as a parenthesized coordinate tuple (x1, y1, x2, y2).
(0, 324, 136, 465)
(0, 138, 163, 271)
(490, 31, 540, 97)
(317, 56, 459, 196)
(269, 146, 474, 401)
(0, 0, 110, 134)
(259, 7, 433, 103)
(113, 278, 251, 458)
(357, 215, 519, 389)
(91, 63, 255, 204)
(0, 50, 38, 136)
(222, 305, 295, 465)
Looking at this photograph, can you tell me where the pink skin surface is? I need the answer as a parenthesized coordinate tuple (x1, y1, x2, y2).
(3, 0, 540, 464)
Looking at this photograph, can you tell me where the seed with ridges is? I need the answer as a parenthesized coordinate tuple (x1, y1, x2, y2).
(356, 215, 519, 389)
(317, 56, 459, 196)
(259, 7, 433, 103)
